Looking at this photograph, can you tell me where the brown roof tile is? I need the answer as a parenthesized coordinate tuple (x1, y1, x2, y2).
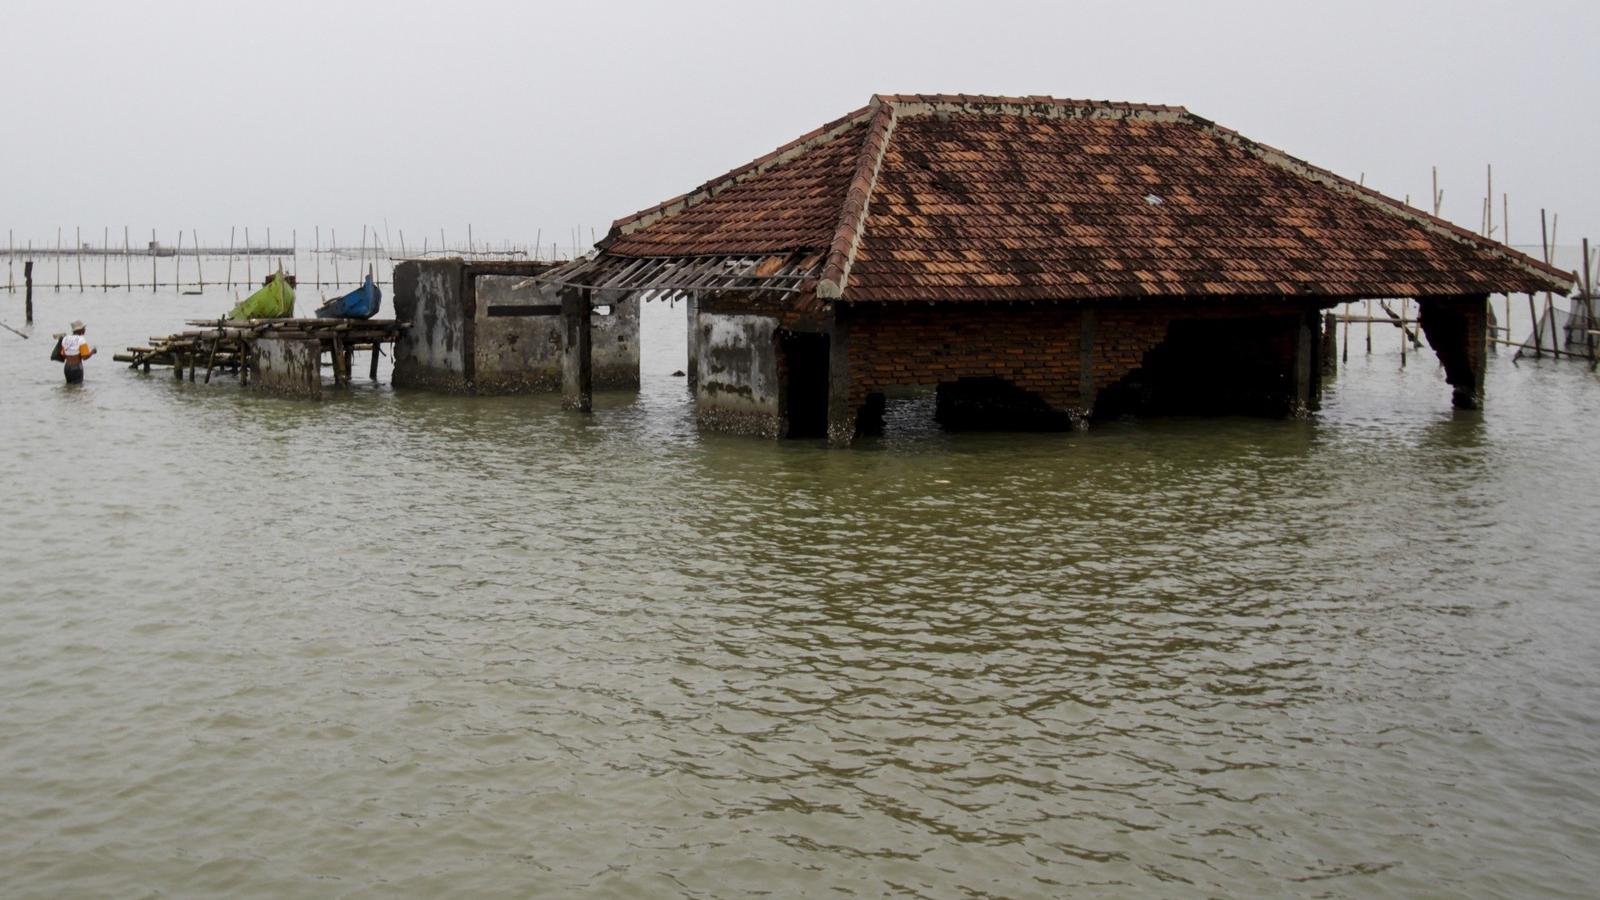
(599, 95, 1573, 301)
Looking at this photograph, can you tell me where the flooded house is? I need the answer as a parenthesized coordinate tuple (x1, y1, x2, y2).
(533, 94, 1572, 445)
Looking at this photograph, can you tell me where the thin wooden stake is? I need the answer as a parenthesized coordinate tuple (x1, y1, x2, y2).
(226, 226, 235, 288)
(101, 226, 108, 291)
(76, 226, 84, 290)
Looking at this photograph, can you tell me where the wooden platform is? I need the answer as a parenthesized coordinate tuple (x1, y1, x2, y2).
(114, 317, 408, 386)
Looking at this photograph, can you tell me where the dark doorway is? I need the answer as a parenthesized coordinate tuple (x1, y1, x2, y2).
(1096, 317, 1297, 418)
(780, 331, 830, 438)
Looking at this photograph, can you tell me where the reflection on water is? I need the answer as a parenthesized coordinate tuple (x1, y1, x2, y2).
(2, 290, 1599, 898)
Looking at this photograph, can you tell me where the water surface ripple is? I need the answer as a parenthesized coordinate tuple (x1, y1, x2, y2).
(2, 291, 1598, 897)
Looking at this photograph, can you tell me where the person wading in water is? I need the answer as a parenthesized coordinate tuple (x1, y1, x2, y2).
(53, 320, 96, 384)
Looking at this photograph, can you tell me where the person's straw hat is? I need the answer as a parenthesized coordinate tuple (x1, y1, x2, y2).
(70, 320, 85, 331)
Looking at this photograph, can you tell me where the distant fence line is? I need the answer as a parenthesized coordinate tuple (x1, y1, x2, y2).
(4, 225, 591, 293)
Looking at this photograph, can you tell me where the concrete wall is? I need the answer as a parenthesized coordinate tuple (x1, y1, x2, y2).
(591, 293, 641, 390)
(249, 336, 322, 399)
(473, 274, 562, 392)
(392, 260, 469, 391)
(693, 312, 783, 438)
(393, 259, 639, 394)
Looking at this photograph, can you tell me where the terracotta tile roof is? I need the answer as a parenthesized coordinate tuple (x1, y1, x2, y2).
(604, 107, 873, 257)
(599, 95, 1572, 301)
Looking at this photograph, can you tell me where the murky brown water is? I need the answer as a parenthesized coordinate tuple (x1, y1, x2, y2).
(3, 283, 1599, 898)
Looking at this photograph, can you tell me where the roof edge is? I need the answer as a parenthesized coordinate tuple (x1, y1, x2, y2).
(1191, 115, 1574, 293)
(817, 102, 897, 299)
(877, 93, 1191, 121)
(603, 101, 879, 246)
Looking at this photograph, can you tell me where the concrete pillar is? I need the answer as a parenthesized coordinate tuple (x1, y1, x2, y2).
(1321, 311, 1338, 376)
(685, 292, 699, 391)
(561, 287, 592, 412)
(826, 305, 855, 447)
(1076, 305, 1096, 428)
(1419, 294, 1489, 409)
(249, 336, 322, 399)
(1290, 309, 1315, 417)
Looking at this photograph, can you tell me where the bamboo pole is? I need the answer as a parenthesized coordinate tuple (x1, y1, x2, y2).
(245, 227, 252, 287)
(102, 226, 108, 291)
(315, 226, 321, 288)
(1546, 213, 1559, 353)
(151, 228, 158, 289)
(1399, 298, 1408, 367)
(76, 226, 83, 290)
(226, 226, 235, 288)
(124, 226, 130, 292)
(174, 230, 182, 289)
(1583, 237, 1595, 363)
(24, 259, 32, 323)
(1504, 194, 1512, 338)
(398, 230, 406, 258)
(56, 227, 62, 289)
(194, 230, 204, 289)
(1485, 164, 1493, 239)
(332, 229, 340, 287)
(1341, 301, 1350, 363)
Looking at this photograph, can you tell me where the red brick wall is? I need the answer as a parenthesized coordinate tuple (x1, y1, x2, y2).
(845, 303, 1082, 410)
(841, 300, 1315, 417)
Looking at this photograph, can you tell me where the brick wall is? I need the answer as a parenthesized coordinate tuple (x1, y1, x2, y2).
(839, 298, 1319, 426)
(845, 303, 1084, 412)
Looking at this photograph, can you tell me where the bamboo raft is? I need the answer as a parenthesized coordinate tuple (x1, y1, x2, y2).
(114, 317, 408, 386)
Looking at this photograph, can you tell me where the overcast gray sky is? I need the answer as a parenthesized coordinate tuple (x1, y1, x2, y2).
(3, 0, 1595, 260)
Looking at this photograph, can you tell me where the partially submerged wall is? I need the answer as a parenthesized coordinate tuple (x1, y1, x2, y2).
(392, 260, 469, 391)
(249, 336, 322, 399)
(693, 300, 1329, 442)
(393, 259, 638, 394)
(693, 312, 783, 438)
(821, 299, 1328, 443)
(474, 273, 562, 392)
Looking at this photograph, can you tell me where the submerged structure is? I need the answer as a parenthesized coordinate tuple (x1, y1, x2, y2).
(392, 258, 639, 393)
(535, 94, 1572, 444)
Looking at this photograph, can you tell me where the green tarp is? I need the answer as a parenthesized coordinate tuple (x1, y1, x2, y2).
(227, 273, 295, 320)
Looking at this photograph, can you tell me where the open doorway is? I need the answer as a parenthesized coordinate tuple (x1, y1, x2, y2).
(780, 331, 829, 438)
(1096, 317, 1297, 418)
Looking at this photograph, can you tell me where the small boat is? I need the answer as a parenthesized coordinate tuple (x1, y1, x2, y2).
(226, 270, 295, 320)
(315, 273, 381, 319)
